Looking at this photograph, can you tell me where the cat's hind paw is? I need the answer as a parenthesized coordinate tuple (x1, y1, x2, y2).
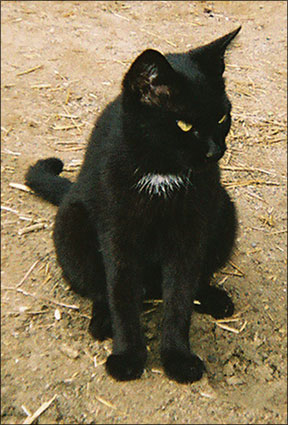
(162, 350, 205, 383)
(194, 285, 234, 319)
(105, 351, 146, 381)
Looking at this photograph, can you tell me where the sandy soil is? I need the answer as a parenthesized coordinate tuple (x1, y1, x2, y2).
(1, 1, 287, 424)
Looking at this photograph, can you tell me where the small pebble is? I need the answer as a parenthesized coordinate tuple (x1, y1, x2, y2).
(226, 375, 244, 385)
(54, 309, 61, 321)
(59, 344, 80, 359)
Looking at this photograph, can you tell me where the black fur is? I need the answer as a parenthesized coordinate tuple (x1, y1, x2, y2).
(25, 158, 72, 206)
(25, 27, 241, 383)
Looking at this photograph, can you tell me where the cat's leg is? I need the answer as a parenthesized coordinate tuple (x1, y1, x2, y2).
(161, 262, 205, 383)
(193, 274, 234, 319)
(89, 296, 112, 341)
(194, 191, 237, 319)
(100, 246, 147, 381)
(53, 200, 112, 340)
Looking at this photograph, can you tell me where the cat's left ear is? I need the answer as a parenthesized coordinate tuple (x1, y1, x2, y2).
(190, 26, 241, 77)
(123, 49, 174, 104)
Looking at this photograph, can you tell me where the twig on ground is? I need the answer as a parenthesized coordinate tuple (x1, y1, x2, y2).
(220, 165, 276, 176)
(214, 321, 247, 334)
(229, 261, 245, 276)
(52, 123, 84, 131)
(65, 88, 71, 104)
(16, 259, 40, 287)
(21, 405, 32, 417)
(142, 307, 157, 315)
(1, 205, 19, 214)
(217, 276, 229, 286)
(9, 182, 33, 193)
(18, 223, 47, 236)
(2, 286, 80, 310)
(95, 395, 123, 414)
(223, 179, 280, 188)
(22, 394, 57, 424)
(243, 190, 268, 204)
(31, 84, 51, 89)
(143, 299, 163, 304)
(17, 64, 43, 76)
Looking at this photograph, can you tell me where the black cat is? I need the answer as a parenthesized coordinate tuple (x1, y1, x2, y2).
(25, 27, 241, 383)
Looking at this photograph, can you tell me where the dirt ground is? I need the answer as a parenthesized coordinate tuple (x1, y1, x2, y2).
(1, 1, 287, 424)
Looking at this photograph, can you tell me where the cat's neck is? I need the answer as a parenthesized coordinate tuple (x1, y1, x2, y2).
(135, 170, 192, 199)
(134, 164, 220, 198)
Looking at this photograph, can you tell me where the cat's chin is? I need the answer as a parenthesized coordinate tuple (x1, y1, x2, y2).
(188, 161, 220, 174)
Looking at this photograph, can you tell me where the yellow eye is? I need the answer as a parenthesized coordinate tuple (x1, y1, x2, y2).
(176, 120, 193, 132)
(218, 114, 227, 124)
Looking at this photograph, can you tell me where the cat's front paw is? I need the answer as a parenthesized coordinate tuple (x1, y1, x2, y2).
(162, 350, 205, 383)
(88, 315, 113, 341)
(194, 285, 234, 319)
(106, 351, 146, 381)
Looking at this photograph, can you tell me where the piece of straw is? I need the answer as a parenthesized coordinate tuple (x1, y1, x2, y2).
(22, 394, 57, 424)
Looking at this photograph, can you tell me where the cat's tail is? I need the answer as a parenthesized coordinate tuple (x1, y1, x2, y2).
(25, 157, 73, 206)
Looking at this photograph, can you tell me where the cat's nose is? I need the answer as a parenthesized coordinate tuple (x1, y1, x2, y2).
(206, 139, 223, 161)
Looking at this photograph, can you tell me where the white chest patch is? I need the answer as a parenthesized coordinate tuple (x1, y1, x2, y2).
(136, 172, 191, 198)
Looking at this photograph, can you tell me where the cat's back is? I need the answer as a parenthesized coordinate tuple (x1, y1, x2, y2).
(78, 94, 124, 177)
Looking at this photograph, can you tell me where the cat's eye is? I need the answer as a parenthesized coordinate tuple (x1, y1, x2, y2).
(176, 120, 193, 132)
(218, 114, 227, 124)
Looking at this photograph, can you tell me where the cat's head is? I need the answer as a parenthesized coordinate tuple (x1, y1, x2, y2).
(122, 27, 241, 174)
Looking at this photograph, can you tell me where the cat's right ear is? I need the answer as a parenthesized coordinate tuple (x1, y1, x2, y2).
(189, 27, 241, 77)
(123, 49, 173, 105)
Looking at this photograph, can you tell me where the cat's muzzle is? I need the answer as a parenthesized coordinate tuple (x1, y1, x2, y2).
(206, 138, 224, 162)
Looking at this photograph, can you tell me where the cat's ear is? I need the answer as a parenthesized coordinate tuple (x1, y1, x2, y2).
(190, 26, 241, 77)
(123, 49, 173, 104)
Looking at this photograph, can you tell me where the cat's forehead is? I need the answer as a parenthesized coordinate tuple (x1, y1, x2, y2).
(166, 53, 206, 83)
(165, 65, 226, 118)
(166, 52, 226, 96)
